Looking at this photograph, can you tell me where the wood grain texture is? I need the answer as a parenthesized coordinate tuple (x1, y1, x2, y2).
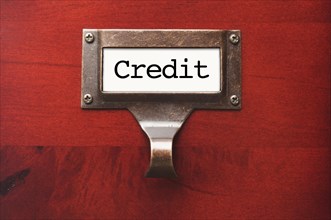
(1, 0, 330, 219)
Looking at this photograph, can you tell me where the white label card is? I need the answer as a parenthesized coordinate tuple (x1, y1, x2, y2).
(102, 48, 221, 93)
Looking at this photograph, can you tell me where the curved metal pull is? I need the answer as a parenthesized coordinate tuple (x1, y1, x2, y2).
(129, 104, 192, 178)
(140, 121, 181, 178)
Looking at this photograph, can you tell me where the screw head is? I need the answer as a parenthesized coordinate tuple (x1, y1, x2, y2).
(229, 34, 240, 45)
(230, 95, 240, 106)
(85, 33, 94, 43)
(83, 94, 93, 104)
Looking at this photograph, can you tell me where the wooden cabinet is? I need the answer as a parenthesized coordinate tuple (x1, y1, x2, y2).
(1, 1, 330, 219)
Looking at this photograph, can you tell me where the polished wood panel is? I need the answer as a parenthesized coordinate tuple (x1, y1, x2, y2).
(1, 1, 330, 219)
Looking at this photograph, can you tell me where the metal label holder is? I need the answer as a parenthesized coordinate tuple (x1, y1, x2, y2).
(81, 29, 241, 178)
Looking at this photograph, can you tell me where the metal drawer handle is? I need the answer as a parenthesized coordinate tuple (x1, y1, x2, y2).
(129, 104, 192, 178)
(140, 121, 182, 178)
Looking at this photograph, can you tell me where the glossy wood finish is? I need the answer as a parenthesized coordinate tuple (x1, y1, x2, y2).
(1, 1, 330, 219)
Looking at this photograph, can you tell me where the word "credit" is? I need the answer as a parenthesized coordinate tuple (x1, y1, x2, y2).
(114, 58, 209, 79)
(102, 48, 220, 92)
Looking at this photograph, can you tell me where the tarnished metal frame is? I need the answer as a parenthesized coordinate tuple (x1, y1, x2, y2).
(81, 29, 241, 178)
(81, 29, 241, 109)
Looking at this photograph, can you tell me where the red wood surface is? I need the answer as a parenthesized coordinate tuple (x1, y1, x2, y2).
(1, 1, 330, 219)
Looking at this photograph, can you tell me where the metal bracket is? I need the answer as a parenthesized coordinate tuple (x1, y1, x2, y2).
(81, 29, 241, 178)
